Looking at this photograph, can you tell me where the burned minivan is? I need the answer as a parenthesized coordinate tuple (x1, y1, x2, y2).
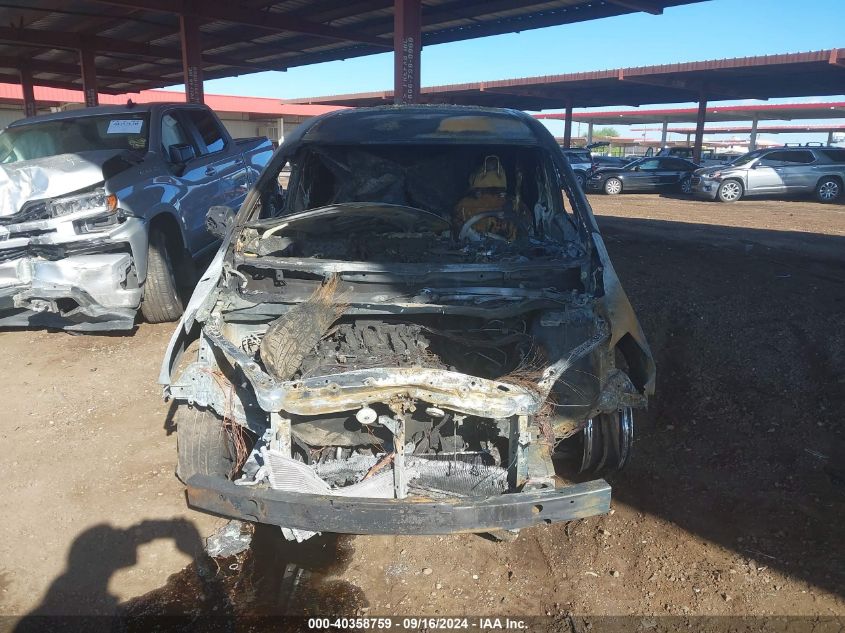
(160, 106, 655, 540)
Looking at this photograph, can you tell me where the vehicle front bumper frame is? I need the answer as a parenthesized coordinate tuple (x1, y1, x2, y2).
(185, 473, 612, 534)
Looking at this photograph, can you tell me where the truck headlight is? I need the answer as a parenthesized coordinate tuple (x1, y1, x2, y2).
(48, 188, 117, 218)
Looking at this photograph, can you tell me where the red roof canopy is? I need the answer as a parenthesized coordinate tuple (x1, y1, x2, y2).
(0, 83, 342, 118)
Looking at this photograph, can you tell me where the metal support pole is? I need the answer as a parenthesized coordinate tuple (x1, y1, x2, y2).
(749, 115, 759, 151)
(79, 49, 98, 107)
(562, 105, 573, 148)
(693, 95, 707, 163)
(277, 117, 285, 144)
(660, 119, 668, 148)
(179, 13, 204, 104)
(827, 130, 833, 146)
(586, 122, 594, 145)
(19, 67, 36, 118)
(393, 0, 421, 105)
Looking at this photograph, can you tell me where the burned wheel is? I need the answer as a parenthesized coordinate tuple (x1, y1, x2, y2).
(579, 407, 633, 476)
(176, 408, 253, 482)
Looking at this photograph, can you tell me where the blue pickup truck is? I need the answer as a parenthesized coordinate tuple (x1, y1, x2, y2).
(0, 103, 272, 331)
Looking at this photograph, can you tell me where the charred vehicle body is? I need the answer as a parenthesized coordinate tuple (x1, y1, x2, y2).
(161, 106, 655, 538)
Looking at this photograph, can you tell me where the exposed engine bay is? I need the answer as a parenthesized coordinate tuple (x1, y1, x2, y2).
(162, 106, 655, 538)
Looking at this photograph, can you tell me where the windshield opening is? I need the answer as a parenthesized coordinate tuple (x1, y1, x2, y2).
(0, 113, 149, 164)
(730, 149, 767, 167)
(284, 144, 564, 221)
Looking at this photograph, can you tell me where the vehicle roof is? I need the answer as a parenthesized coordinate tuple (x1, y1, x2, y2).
(295, 105, 548, 146)
(6, 102, 203, 128)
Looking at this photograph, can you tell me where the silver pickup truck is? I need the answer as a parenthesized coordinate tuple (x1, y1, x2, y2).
(0, 103, 272, 331)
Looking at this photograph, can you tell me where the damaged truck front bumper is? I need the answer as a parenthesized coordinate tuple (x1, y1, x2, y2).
(0, 216, 146, 331)
(186, 473, 611, 534)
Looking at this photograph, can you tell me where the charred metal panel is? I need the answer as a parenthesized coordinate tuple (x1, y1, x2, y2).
(186, 474, 611, 534)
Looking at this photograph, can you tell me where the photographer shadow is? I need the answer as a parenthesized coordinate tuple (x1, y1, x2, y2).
(14, 518, 227, 632)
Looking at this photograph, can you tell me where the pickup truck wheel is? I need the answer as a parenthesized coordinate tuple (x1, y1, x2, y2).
(717, 179, 743, 203)
(176, 408, 251, 482)
(141, 230, 185, 323)
(604, 177, 623, 195)
(815, 177, 842, 203)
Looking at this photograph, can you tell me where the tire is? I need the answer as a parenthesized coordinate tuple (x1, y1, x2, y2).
(574, 172, 586, 189)
(604, 177, 623, 195)
(141, 230, 185, 323)
(815, 177, 842, 203)
(716, 179, 743, 203)
(679, 176, 692, 194)
(176, 408, 242, 482)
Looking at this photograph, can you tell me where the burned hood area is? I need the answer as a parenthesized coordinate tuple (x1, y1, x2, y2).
(163, 106, 654, 537)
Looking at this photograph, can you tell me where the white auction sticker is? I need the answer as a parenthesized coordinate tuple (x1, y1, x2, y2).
(107, 119, 144, 134)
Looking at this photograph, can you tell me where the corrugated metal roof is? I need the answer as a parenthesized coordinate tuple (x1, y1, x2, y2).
(0, 0, 709, 93)
(287, 49, 845, 110)
(537, 101, 845, 124)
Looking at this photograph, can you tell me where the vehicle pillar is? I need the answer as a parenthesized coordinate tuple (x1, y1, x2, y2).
(179, 13, 205, 104)
(79, 49, 98, 107)
(693, 94, 707, 163)
(562, 105, 573, 148)
(18, 66, 36, 118)
(393, 0, 421, 105)
(749, 115, 759, 151)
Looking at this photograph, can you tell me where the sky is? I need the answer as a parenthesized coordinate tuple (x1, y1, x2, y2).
(166, 0, 845, 145)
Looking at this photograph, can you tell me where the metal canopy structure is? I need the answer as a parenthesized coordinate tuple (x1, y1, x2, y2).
(0, 0, 708, 104)
(288, 49, 845, 157)
(287, 50, 845, 109)
(643, 124, 845, 134)
(537, 101, 845, 125)
(539, 101, 845, 150)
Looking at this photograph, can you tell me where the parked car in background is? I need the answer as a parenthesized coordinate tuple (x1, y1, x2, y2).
(592, 155, 636, 169)
(652, 146, 740, 167)
(560, 147, 593, 188)
(0, 103, 273, 331)
(587, 156, 699, 195)
(692, 146, 845, 203)
(162, 105, 655, 539)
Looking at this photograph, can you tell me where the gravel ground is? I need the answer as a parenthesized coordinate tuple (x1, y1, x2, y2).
(0, 193, 843, 626)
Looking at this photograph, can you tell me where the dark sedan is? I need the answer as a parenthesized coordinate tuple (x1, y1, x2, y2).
(587, 156, 699, 195)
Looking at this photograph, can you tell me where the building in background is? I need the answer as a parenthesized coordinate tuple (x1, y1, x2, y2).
(0, 84, 342, 143)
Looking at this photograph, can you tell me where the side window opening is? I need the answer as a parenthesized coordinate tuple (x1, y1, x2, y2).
(161, 113, 192, 160)
(185, 110, 226, 155)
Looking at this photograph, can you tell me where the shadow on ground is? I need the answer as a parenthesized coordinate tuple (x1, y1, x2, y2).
(12, 519, 224, 632)
(599, 215, 845, 599)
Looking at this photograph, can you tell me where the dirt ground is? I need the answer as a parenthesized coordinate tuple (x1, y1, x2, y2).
(1, 193, 843, 627)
